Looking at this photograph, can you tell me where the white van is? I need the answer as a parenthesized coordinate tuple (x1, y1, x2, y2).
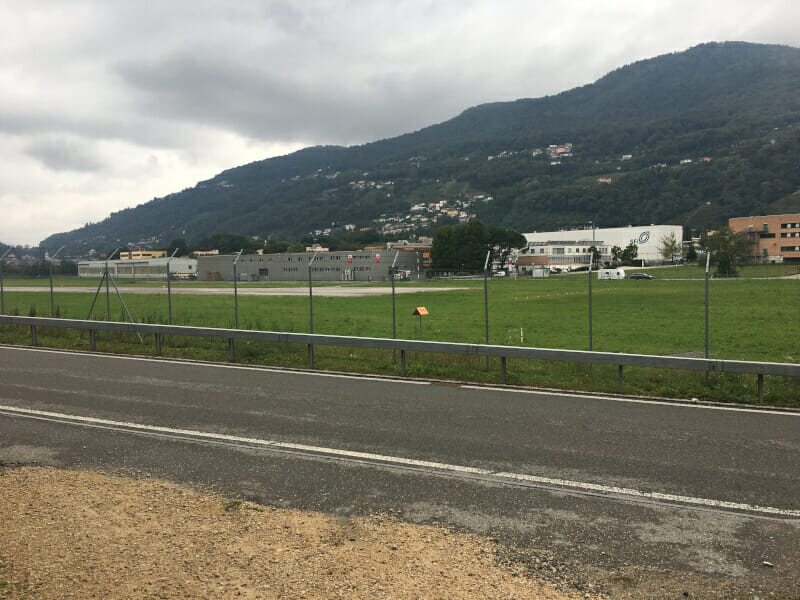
(597, 268, 626, 280)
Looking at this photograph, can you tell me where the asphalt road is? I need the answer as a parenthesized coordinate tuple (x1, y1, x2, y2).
(1, 345, 798, 597)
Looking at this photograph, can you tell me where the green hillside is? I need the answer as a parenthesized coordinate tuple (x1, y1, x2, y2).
(42, 42, 800, 254)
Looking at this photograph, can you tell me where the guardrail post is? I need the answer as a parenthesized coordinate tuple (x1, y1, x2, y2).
(89, 329, 96, 350)
(618, 365, 624, 393)
(757, 374, 764, 403)
(228, 338, 235, 362)
(30, 325, 37, 346)
(155, 332, 161, 356)
(400, 349, 406, 376)
(501, 356, 507, 384)
(308, 344, 314, 369)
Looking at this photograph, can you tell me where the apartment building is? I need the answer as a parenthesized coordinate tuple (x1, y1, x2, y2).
(729, 213, 800, 262)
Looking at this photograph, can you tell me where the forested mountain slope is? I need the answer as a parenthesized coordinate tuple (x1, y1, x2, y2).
(43, 42, 800, 253)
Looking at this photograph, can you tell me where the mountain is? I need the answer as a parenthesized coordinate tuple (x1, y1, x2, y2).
(42, 41, 800, 254)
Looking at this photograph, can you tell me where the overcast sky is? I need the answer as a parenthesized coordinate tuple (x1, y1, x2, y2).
(2, 0, 798, 247)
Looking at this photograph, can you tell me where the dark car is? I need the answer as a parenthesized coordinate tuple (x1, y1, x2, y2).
(629, 273, 655, 280)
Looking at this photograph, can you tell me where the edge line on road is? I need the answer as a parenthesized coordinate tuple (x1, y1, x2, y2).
(461, 385, 800, 415)
(1, 404, 797, 520)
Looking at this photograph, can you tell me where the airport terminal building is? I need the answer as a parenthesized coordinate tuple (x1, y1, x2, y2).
(523, 225, 683, 265)
(197, 250, 420, 282)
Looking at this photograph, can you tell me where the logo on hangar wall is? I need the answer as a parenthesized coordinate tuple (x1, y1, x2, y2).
(638, 231, 650, 244)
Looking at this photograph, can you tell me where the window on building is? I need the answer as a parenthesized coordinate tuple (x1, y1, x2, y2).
(763, 223, 769, 232)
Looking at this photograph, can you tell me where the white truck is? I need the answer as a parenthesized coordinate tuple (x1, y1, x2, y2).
(597, 268, 626, 280)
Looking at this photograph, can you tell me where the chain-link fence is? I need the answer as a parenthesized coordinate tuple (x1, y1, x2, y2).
(1, 260, 798, 404)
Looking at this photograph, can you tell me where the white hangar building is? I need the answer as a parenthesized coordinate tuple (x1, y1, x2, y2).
(523, 225, 683, 265)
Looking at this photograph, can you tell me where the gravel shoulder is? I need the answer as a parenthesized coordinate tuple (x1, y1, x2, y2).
(0, 467, 577, 600)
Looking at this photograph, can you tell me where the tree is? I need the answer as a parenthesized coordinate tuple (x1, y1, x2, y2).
(587, 245, 602, 268)
(196, 233, 261, 254)
(685, 244, 698, 261)
(658, 232, 682, 263)
(621, 242, 639, 265)
(431, 220, 491, 271)
(56, 260, 78, 276)
(263, 240, 290, 254)
(611, 245, 624, 266)
(164, 238, 189, 257)
(700, 226, 751, 276)
(488, 227, 527, 266)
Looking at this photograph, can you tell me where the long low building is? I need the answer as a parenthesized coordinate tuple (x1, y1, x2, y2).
(197, 250, 421, 282)
(523, 224, 683, 265)
(78, 258, 197, 279)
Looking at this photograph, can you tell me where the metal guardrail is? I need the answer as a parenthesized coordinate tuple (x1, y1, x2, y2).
(3, 315, 799, 400)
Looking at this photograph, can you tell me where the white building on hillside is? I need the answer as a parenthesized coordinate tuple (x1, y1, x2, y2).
(523, 225, 683, 265)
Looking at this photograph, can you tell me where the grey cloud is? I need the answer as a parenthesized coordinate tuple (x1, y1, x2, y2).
(25, 137, 105, 172)
(115, 52, 470, 146)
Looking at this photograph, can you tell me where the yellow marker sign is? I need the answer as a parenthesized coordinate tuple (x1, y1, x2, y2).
(412, 307, 428, 316)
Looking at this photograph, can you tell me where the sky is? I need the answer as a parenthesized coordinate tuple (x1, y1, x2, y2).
(2, 0, 799, 247)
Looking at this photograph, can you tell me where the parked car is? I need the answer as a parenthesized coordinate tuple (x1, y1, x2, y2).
(629, 273, 655, 280)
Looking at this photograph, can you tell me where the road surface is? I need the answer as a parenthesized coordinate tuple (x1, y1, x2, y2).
(1, 345, 798, 597)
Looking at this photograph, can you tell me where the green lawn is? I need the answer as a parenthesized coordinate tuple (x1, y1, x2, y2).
(2, 275, 798, 406)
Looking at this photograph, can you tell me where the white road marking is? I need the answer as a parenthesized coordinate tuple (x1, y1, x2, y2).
(462, 385, 800, 416)
(1, 403, 798, 519)
(0, 345, 430, 385)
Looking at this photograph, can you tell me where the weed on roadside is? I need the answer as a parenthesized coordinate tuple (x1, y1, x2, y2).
(223, 499, 243, 512)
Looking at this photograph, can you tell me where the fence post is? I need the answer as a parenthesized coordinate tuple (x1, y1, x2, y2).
(618, 365, 624, 393)
(30, 325, 37, 346)
(308, 251, 318, 368)
(484, 250, 491, 371)
(705, 253, 710, 386)
(757, 374, 764, 403)
(233, 249, 243, 330)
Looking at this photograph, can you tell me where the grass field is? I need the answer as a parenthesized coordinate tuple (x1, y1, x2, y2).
(1, 270, 798, 406)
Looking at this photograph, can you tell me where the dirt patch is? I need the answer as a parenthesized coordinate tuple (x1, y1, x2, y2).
(0, 467, 582, 599)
